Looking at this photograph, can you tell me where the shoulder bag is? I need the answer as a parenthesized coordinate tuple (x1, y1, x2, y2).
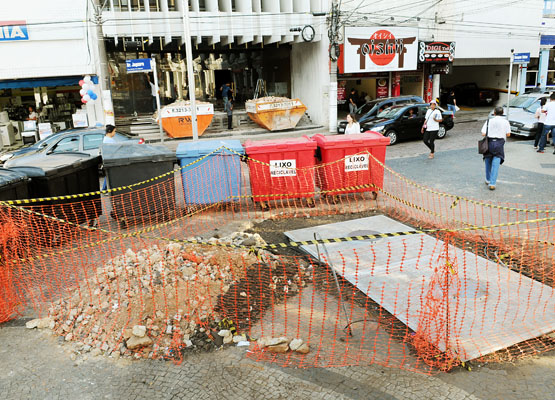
(478, 119, 489, 154)
(421, 111, 432, 134)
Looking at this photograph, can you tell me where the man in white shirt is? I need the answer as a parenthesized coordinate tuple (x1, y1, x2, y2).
(481, 107, 511, 190)
(422, 100, 443, 159)
(537, 92, 555, 153)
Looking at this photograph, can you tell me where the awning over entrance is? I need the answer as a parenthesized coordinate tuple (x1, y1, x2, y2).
(0, 75, 98, 89)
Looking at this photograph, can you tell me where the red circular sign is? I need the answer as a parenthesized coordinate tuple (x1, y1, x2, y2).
(369, 30, 396, 66)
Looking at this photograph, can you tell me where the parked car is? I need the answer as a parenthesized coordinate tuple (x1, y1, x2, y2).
(362, 104, 455, 145)
(337, 95, 424, 133)
(443, 83, 499, 107)
(488, 93, 550, 137)
(4, 128, 134, 168)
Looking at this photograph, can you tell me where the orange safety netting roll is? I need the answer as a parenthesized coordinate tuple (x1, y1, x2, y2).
(0, 149, 553, 374)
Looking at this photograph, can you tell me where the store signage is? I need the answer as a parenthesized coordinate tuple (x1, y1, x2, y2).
(72, 113, 88, 128)
(38, 123, 53, 140)
(376, 78, 388, 99)
(270, 160, 296, 177)
(418, 41, 455, 63)
(345, 154, 369, 172)
(431, 64, 451, 75)
(513, 52, 530, 64)
(0, 21, 29, 41)
(126, 58, 153, 73)
(337, 81, 347, 105)
(344, 27, 418, 73)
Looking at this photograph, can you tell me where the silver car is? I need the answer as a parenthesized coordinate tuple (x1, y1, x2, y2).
(491, 93, 550, 137)
(4, 128, 133, 168)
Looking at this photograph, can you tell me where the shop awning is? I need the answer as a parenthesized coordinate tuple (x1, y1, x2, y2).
(0, 75, 98, 89)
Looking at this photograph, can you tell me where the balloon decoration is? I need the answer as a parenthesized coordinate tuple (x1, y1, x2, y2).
(79, 75, 98, 104)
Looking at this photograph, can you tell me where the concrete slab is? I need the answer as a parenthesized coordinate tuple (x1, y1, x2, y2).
(285, 215, 555, 362)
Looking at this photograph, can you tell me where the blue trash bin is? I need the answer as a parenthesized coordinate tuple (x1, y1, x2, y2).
(176, 140, 244, 205)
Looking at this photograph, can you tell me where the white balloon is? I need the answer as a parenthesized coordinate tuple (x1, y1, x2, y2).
(88, 97, 95, 103)
(84, 75, 92, 83)
(82, 83, 89, 91)
(83, 94, 91, 101)
(79, 89, 86, 96)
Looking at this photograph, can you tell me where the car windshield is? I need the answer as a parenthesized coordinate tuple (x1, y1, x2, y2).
(524, 98, 546, 113)
(356, 100, 379, 116)
(509, 96, 536, 108)
(377, 107, 403, 118)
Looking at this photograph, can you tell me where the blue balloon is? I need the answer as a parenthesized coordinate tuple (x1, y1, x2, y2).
(91, 93, 98, 100)
(87, 90, 94, 96)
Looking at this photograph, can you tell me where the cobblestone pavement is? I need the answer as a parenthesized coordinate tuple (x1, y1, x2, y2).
(3, 316, 555, 399)
(2, 118, 555, 399)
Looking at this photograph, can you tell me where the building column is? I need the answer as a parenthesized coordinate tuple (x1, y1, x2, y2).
(538, 49, 550, 90)
(518, 64, 527, 94)
(432, 74, 440, 102)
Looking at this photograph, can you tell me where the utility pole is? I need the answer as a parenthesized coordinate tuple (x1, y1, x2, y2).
(91, 1, 110, 100)
(507, 49, 514, 120)
(181, 0, 199, 140)
(328, 1, 340, 133)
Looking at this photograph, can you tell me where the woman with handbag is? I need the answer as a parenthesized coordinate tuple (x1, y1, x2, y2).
(480, 107, 511, 190)
(422, 100, 443, 159)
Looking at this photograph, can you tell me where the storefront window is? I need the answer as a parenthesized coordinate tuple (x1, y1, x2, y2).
(526, 70, 538, 88)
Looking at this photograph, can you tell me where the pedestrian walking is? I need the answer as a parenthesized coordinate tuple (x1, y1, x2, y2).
(221, 82, 233, 108)
(538, 93, 555, 153)
(446, 90, 458, 116)
(225, 98, 233, 130)
(421, 100, 443, 159)
(348, 89, 358, 114)
(344, 113, 360, 135)
(534, 97, 547, 149)
(481, 107, 511, 190)
(147, 75, 158, 112)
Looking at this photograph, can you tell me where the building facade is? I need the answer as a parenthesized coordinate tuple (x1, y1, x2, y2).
(0, 0, 551, 133)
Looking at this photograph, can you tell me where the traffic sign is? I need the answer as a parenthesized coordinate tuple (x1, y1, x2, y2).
(126, 58, 153, 73)
(513, 53, 530, 64)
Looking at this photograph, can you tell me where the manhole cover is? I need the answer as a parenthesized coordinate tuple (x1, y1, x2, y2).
(347, 230, 382, 242)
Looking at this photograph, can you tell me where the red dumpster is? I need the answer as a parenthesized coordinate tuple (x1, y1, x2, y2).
(312, 132, 389, 199)
(244, 137, 317, 206)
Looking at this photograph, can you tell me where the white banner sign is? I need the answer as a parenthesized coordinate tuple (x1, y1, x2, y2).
(344, 27, 418, 73)
(270, 159, 297, 177)
(345, 154, 369, 172)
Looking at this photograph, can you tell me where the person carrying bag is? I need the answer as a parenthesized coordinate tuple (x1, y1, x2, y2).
(422, 100, 442, 159)
(480, 107, 511, 190)
(478, 119, 489, 154)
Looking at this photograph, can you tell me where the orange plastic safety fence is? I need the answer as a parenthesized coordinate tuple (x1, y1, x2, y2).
(0, 150, 553, 374)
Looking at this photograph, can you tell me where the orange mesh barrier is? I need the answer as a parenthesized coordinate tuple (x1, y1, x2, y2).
(0, 149, 553, 374)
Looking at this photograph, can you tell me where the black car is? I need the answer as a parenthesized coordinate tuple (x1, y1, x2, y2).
(337, 95, 424, 133)
(361, 104, 455, 145)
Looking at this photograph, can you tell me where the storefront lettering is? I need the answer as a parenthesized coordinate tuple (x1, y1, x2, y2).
(0, 21, 29, 41)
(348, 30, 416, 70)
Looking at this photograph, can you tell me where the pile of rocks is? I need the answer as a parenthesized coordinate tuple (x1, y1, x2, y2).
(25, 232, 313, 361)
(246, 96, 290, 105)
(257, 337, 309, 354)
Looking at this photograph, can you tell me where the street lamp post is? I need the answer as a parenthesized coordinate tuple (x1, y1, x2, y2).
(181, 0, 199, 140)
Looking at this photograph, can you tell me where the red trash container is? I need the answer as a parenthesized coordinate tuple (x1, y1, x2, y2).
(312, 132, 389, 198)
(244, 137, 317, 206)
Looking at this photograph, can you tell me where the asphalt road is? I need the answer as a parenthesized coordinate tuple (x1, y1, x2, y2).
(386, 120, 555, 205)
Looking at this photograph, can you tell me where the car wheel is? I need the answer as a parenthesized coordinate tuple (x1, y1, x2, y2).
(437, 125, 447, 139)
(385, 130, 398, 145)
